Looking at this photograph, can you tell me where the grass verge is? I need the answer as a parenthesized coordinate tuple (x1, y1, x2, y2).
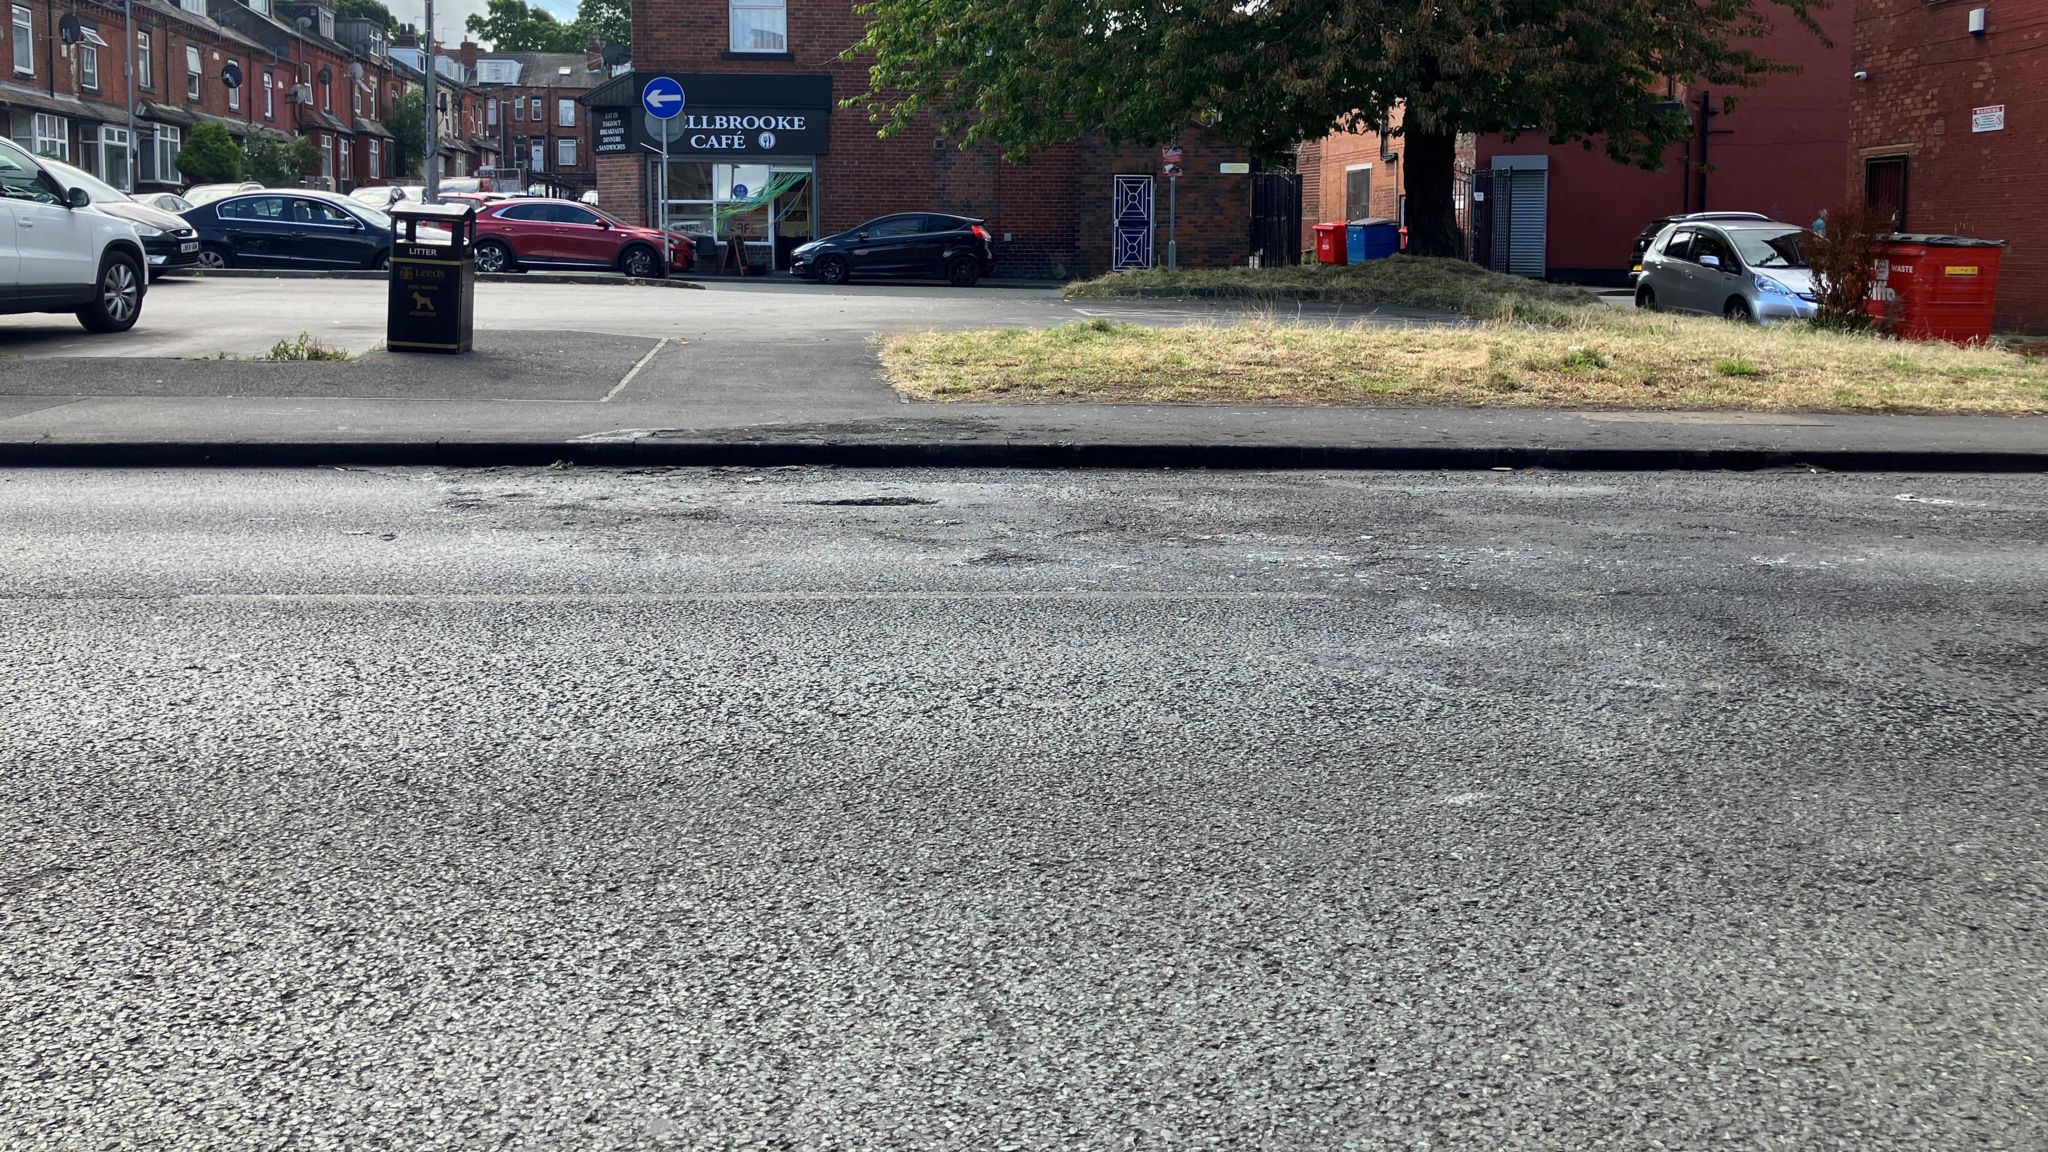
(1062, 255, 1602, 321)
(881, 313, 2048, 413)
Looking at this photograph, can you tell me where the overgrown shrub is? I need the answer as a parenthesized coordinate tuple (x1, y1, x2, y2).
(1806, 200, 1883, 333)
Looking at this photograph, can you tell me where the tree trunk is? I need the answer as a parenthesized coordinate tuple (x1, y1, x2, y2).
(1404, 127, 1461, 259)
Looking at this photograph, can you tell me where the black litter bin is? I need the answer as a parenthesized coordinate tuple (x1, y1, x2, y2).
(388, 200, 479, 354)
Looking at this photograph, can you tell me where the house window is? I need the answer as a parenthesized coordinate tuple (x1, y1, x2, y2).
(12, 6, 32, 76)
(531, 140, 544, 171)
(557, 99, 574, 127)
(185, 45, 201, 101)
(319, 134, 333, 184)
(263, 73, 274, 119)
(513, 97, 523, 121)
(1345, 164, 1371, 221)
(227, 61, 241, 110)
(557, 137, 575, 168)
(139, 124, 180, 183)
(95, 125, 129, 186)
(1865, 156, 1909, 232)
(368, 138, 379, 178)
(322, 77, 330, 111)
(31, 113, 67, 160)
(352, 83, 360, 114)
(729, 0, 786, 52)
(179, 0, 204, 13)
(80, 45, 99, 89)
(340, 140, 350, 182)
(529, 97, 539, 120)
(486, 100, 497, 126)
(136, 30, 152, 89)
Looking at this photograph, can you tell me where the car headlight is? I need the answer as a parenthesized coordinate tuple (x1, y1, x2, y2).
(1753, 275, 1792, 297)
(133, 223, 164, 237)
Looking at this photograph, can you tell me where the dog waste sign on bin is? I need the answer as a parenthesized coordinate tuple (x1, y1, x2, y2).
(388, 201, 479, 354)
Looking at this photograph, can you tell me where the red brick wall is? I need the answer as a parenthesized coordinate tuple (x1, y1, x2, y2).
(618, 0, 1253, 277)
(1852, 0, 2048, 331)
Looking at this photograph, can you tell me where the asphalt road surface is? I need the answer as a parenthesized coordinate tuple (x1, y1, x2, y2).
(0, 276, 1400, 360)
(4, 467, 2045, 1150)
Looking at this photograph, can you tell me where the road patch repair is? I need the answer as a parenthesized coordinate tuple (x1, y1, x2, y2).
(882, 258, 2048, 414)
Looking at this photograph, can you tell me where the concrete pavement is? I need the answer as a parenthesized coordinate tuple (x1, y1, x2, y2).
(1, 278, 2043, 468)
(4, 466, 2045, 1149)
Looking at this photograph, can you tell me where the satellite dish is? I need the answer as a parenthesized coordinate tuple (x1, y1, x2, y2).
(296, 16, 312, 32)
(57, 13, 79, 44)
(220, 60, 243, 89)
(601, 44, 628, 67)
(347, 61, 364, 82)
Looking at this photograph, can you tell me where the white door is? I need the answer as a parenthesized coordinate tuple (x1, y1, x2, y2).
(12, 196, 101, 288)
(0, 200, 19, 288)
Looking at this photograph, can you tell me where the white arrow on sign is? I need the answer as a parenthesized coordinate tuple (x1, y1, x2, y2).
(646, 90, 680, 109)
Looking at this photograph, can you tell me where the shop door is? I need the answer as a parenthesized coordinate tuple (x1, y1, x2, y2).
(1113, 175, 1154, 270)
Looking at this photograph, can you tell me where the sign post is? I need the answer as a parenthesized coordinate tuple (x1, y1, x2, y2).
(1162, 145, 1184, 269)
(642, 76, 685, 240)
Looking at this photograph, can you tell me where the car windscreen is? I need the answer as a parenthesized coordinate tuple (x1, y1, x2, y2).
(37, 156, 132, 204)
(1729, 228, 1807, 270)
(346, 202, 392, 230)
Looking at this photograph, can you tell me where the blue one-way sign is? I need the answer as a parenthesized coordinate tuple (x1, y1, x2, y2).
(642, 76, 685, 120)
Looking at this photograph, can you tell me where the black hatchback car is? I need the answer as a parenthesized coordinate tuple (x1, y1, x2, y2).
(790, 213, 996, 286)
(183, 189, 397, 271)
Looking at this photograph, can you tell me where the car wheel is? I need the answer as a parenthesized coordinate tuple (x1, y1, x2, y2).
(195, 246, 230, 271)
(475, 239, 514, 274)
(1635, 286, 1657, 311)
(77, 251, 144, 334)
(946, 256, 982, 288)
(814, 254, 849, 286)
(619, 246, 659, 279)
(1724, 298, 1755, 323)
(371, 252, 390, 271)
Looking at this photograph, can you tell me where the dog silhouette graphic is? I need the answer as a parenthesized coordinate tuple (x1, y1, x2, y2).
(411, 291, 433, 312)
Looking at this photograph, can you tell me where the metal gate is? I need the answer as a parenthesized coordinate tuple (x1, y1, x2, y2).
(1112, 175, 1155, 270)
(1248, 171, 1303, 267)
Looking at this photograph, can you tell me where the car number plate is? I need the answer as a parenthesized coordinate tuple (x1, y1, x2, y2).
(180, 241, 199, 253)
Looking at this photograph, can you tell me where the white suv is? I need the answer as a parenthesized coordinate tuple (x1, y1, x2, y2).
(0, 135, 148, 333)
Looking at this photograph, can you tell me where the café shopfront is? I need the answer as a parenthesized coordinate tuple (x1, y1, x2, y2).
(590, 72, 830, 272)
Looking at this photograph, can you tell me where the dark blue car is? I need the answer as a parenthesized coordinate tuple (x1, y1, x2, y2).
(183, 189, 396, 271)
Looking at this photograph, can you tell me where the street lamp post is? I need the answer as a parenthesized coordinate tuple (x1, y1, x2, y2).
(422, 0, 439, 201)
(123, 0, 135, 192)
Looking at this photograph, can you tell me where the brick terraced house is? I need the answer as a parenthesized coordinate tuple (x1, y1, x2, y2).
(1852, 0, 2047, 330)
(584, 0, 1261, 276)
(472, 40, 608, 198)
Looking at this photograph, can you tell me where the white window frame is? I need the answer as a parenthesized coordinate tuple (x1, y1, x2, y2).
(368, 138, 379, 178)
(227, 61, 241, 110)
(556, 137, 575, 168)
(263, 73, 274, 119)
(340, 139, 350, 182)
(185, 45, 201, 101)
(31, 113, 68, 160)
(512, 96, 523, 121)
(557, 98, 574, 127)
(145, 124, 181, 183)
(80, 44, 99, 89)
(728, 0, 787, 53)
(352, 82, 360, 114)
(95, 125, 129, 186)
(528, 97, 539, 120)
(12, 6, 33, 76)
(319, 134, 333, 184)
(487, 99, 497, 127)
(136, 30, 152, 89)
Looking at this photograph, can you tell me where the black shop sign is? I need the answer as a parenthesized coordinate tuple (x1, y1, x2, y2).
(596, 72, 833, 156)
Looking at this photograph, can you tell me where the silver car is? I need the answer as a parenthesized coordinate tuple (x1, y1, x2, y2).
(1634, 218, 1817, 323)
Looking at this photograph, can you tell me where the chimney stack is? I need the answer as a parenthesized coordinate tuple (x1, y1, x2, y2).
(586, 35, 604, 74)
(458, 39, 479, 70)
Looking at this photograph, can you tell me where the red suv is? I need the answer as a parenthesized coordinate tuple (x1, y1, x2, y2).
(470, 199, 691, 278)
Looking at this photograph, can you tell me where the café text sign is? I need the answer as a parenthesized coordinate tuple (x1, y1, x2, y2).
(599, 73, 833, 157)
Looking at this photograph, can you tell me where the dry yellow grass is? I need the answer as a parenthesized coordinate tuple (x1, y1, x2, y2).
(881, 310, 2048, 413)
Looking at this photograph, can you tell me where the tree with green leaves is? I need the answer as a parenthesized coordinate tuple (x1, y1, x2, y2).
(576, 0, 630, 48)
(334, 0, 398, 32)
(177, 123, 244, 185)
(850, 0, 1820, 258)
(243, 136, 323, 186)
(465, 0, 582, 51)
(390, 88, 427, 179)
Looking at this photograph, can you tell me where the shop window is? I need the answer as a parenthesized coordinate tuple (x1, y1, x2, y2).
(137, 30, 152, 89)
(730, 0, 785, 53)
(31, 113, 67, 160)
(1864, 156, 1908, 232)
(13, 6, 33, 76)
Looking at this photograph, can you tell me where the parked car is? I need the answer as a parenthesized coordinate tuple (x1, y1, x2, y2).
(0, 136, 149, 332)
(350, 185, 422, 210)
(1634, 218, 1816, 323)
(142, 192, 194, 215)
(469, 199, 691, 277)
(1630, 212, 1769, 281)
(36, 155, 200, 279)
(183, 189, 400, 270)
(184, 181, 264, 206)
(790, 213, 996, 286)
